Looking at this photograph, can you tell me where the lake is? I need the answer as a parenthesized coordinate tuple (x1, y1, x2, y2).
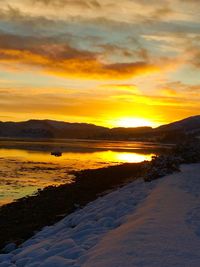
(0, 139, 167, 205)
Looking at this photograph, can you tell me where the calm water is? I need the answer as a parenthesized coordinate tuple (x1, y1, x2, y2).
(0, 139, 165, 205)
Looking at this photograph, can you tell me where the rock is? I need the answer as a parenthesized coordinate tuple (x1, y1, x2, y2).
(144, 155, 181, 182)
(2, 243, 17, 253)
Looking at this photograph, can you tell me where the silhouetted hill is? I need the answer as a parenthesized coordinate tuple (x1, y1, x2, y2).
(0, 116, 199, 141)
(0, 120, 153, 140)
(95, 127, 153, 140)
(0, 120, 108, 139)
(154, 115, 200, 142)
(156, 115, 200, 133)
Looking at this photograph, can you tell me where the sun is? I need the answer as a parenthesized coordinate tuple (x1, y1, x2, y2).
(115, 117, 156, 128)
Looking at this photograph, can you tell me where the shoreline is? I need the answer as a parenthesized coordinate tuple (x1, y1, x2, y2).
(1, 138, 199, 252)
(0, 161, 148, 250)
(2, 163, 200, 266)
(0, 139, 168, 207)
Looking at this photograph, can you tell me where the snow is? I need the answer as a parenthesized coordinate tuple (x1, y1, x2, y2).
(1, 164, 200, 266)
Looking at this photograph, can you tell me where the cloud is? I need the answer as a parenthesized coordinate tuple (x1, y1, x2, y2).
(31, 0, 101, 8)
(97, 43, 149, 62)
(188, 47, 200, 68)
(0, 33, 162, 80)
(46, 56, 160, 80)
(160, 81, 200, 97)
(101, 84, 139, 92)
(0, 52, 144, 80)
(0, 0, 186, 24)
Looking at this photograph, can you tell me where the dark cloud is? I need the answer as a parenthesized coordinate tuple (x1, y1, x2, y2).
(151, 6, 172, 20)
(0, 33, 94, 60)
(0, 32, 159, 80)
(164, 81, 200, 92)
(97, 43, 149, 61)
(190, 50, 200, 68)
(0, 5, 61, 37)
(31, 0, 101, 8)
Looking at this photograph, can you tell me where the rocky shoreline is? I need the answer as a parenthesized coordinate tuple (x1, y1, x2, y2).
(0, 162, 147, 251)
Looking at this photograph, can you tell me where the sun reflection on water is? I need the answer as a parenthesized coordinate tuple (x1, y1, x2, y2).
(114, 152, 153, 163)
(98, 150, 154, 163)
(0, 141, 156, 205)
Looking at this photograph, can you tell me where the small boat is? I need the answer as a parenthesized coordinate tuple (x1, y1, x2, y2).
(51, 151, 62, 157)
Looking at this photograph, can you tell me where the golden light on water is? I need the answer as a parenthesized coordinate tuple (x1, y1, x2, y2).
(115, 152, 154, 163)
(99, 150, 154, 163)
(0, 146, 155, 205)
(0, 147, 154, 165)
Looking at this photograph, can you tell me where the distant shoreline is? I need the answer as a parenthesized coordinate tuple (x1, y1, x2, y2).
(0, 137, 171, 152)
(0, 136, 172, 144)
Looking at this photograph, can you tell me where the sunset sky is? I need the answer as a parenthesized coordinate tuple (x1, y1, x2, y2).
(0, 0, 200, 127)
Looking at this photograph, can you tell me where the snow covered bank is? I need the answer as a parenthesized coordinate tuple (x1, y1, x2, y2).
(1, 164, 200, 266)
(0, 175, 155, 266)
(83, 164, 200, 267)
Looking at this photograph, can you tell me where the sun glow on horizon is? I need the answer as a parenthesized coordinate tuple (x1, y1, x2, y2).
(114, 117, 158, 128)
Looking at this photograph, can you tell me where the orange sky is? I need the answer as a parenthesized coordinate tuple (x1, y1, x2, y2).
(0, 0, 200, 127)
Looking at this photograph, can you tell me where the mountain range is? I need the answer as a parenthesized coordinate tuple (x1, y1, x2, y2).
(0, 115, 200, 142)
